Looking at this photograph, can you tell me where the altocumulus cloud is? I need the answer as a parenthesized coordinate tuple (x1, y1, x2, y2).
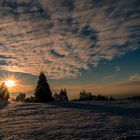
(0, 0, 140, 79)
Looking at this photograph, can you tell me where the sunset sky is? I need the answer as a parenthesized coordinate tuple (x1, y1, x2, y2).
(0, 0, 140, 99)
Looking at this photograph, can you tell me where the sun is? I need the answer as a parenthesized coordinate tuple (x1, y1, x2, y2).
(5, 80, 15, 88)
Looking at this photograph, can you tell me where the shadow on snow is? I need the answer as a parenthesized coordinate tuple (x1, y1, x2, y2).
(48, 101, 140, 117)
(0, 102, 9, 110)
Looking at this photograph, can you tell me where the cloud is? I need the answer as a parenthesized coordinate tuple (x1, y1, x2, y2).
(115, 73, 140, 87)
(104, 74, 118, 80)
(129, 73, 140, 82)
(107, 73, 140, 96)
(104, 66, 121, 80)
(0, 0, 139, 79)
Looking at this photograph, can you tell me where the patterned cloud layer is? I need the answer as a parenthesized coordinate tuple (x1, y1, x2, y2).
(0, 0, 140, 79)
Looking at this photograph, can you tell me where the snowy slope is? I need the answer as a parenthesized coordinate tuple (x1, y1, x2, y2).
(0, 101, 140, 140)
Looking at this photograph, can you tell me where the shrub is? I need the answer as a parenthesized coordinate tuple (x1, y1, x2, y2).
(15, 93, 26, 102)
(54, 89, 69, 101)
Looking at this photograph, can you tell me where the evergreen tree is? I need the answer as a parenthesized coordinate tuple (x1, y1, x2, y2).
(54, 89, 69, 101)
(34, 72, 54, 102)
(59, 89, 69, 101)
(0, 82, 10, 102)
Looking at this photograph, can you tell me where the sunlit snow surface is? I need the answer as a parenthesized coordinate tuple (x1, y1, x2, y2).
(0, 101, 140, 140)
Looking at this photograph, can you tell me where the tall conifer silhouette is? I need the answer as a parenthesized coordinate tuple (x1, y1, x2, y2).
(34, 72, 54, 102)
(0, 82, 10, 102)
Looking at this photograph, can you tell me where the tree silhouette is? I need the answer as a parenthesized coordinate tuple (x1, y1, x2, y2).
(79, 90, 95, 101)
(54, 89, 69, 101)
(59, 89, 69, 101)
(15, 93, 26, 102)
(0, 82, 10, 102)
(34, 72, 54, 102)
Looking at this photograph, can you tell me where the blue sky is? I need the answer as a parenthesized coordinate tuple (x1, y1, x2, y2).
(0, 0, 140, 99)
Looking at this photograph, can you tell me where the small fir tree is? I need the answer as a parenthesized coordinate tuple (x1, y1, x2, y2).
(59, 89, 69, 101)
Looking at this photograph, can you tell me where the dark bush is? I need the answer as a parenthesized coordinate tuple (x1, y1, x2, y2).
(108, 96, 115, 101)
(15, 93, 26, 102)
(79, 90, 96, 101)
(54, 89, 69, 101)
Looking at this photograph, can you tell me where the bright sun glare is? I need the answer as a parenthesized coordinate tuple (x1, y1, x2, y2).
(5, 80, 15, 88)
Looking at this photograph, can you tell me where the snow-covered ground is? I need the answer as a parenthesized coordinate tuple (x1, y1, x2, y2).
(0, 101, 139, 140)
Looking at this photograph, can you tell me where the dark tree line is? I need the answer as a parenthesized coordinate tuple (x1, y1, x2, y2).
(1, 72, 116, 103)
(77, 90, 115, 101)
(13, 72, 69, 103)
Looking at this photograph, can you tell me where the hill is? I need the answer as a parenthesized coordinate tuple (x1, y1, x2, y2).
(0, 101, 140, 140)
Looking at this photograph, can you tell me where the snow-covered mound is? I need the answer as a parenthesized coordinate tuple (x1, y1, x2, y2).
(0, 101, 140, 140)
